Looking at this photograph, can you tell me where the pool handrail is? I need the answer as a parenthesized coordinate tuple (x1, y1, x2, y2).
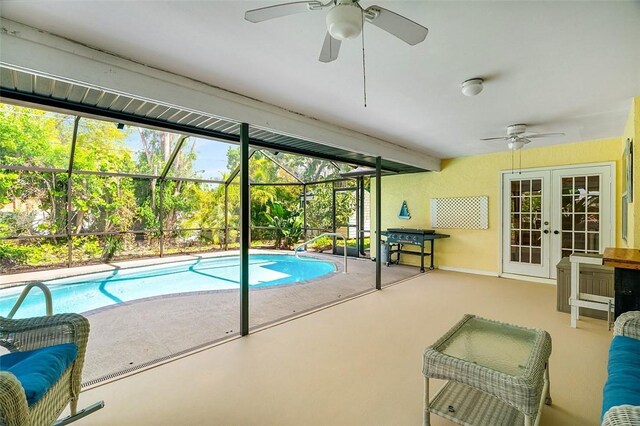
(7, 282, 53, 318)
(294, 232, 347, 273)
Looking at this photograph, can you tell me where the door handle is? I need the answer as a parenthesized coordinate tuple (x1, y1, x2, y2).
(553, 230, 559, 235)
(543, 229, 549, 234)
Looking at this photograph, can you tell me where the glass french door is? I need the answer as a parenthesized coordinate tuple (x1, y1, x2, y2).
(502, 165, 613, 279)
(502, 171, 551, 277)
(549, 166, 612, 278)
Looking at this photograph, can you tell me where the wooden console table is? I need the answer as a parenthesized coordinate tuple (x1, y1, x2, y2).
(603, 248, 640, 319)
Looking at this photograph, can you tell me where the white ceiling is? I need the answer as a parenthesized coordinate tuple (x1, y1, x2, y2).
(1, 1, 639, 159)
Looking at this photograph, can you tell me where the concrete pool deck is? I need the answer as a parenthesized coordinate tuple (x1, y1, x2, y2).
(1, 250, 422, 385)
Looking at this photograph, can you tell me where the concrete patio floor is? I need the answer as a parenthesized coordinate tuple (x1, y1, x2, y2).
(1, 250, 421, 384)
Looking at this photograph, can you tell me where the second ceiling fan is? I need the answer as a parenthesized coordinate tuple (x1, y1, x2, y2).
(244, 0, 429, 63)
(482, 124, 565, 151)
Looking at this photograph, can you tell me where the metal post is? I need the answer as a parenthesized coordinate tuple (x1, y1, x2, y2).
(332, 182, 337, 254)
(302, 184, 307, 241)
(66, 116, 80, 268)
(376, 156, 382, 290)
(159, 181, 164, 257)
(359, 177, 366, 256)
(224, 183, 229, 251)
(66, 172, 73, 268)
(355, 181, 360, 258)
(240, 123, 250, 336)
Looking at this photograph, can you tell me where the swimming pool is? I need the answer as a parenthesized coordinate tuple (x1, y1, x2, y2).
(0, 254, 336, 318)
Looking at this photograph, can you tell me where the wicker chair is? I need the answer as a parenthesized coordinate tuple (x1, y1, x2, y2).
(602, 311, 640, 426)
(0, 313, 90, 426)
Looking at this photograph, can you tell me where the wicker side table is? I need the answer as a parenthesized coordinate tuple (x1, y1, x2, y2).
(422, 314, 552, 426)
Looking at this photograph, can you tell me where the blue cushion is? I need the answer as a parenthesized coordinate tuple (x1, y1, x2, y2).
(602, 336, 640, 420)
(0, 343, 78, 406)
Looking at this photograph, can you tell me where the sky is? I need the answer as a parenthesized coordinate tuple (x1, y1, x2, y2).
(124, 131, 233, 180)
(189, 137, 235, 180)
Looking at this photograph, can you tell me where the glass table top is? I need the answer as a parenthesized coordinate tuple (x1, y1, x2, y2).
(434, 316, 539, 376)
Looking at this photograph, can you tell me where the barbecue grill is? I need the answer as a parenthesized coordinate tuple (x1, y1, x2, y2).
(381, 228, 450, 272)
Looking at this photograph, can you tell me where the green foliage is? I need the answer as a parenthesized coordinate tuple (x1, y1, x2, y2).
(305, 183, 355, 230)
(0, 237, 109, 268)
(73, 118, 133, 173)
(268, 152, 350, 182)
(0, 239, 67, 268)
(137, 203, 160, 234)
(0, 102, 362, 270)
(0, 241, 30, 266)
(263, 201, 303, 249)
(102, 235, 124, 261)
(308, 235, 333, 252)
(0, 105, 73, 169)
(347, 237, 370, 249)
(72, 237, 102, 259)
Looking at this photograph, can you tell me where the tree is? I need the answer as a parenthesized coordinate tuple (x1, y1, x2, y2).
(0, 105, 74, 237)
(70, 117, 136, 234)
(0, 104, 72, 169)
(305, 182, 355, 231)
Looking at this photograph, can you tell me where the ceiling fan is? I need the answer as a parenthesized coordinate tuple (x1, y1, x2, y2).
(244, 0, 429, 63)
(481, 124, 565, 151)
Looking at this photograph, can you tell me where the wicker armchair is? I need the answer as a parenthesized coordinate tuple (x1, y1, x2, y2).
(0, 313, 90, 426)
(602, 311, 640, 426)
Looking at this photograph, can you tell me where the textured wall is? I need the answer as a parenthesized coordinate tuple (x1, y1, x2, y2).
(372, 136, 624, 274)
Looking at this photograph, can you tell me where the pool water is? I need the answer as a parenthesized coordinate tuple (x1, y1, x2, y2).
(0, 254, 335, 318)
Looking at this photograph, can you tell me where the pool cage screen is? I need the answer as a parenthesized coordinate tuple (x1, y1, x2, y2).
(0, 102, 373, 272)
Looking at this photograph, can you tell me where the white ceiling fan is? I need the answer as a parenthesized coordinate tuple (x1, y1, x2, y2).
(481, 124, 565, 151)
(244, 0, 429, 63)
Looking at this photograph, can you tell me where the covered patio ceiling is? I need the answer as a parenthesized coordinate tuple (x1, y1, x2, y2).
(0, 69, 425, 174)
(0, 1, 638, 160)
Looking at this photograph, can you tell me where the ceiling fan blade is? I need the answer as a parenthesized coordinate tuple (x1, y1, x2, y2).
(524, 132, 566, 139)
(364, 6, 428, 45)
(319, 32, 341, 63)
(245, 1, 321, 23)
(480, 137, 509, 141)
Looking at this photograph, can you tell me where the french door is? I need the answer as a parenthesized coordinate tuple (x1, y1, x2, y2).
(502, 164, 613, 279)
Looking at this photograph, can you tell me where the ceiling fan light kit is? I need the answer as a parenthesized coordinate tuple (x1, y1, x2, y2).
(480, 123, 566, 154)
(507, 139, 526, 151)
(326, 2, 362, 40)
(461, 78, 484, 96)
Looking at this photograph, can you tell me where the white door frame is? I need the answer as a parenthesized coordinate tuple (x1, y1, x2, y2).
(499, 162, 615, 282)
(501, 170, 552, 278)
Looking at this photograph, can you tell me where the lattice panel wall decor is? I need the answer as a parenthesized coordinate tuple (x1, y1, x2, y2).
(431, 196, 489, 229)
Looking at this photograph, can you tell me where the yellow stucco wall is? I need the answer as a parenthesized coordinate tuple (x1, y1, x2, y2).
(371, 137, 623, 274)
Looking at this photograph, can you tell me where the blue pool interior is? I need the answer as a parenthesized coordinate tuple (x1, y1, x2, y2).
(0, 254, 336, 319)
